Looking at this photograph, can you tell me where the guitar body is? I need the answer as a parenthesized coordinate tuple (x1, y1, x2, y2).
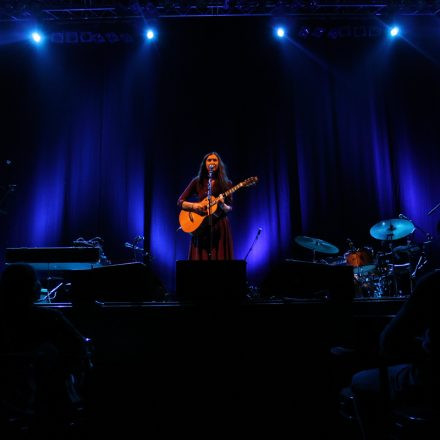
(178, 176, 258, 234)
(178, 197, 219, 234)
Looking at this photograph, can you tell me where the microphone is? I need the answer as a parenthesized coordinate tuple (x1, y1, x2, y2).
(398, 213, 409, 220)
(257, 227, 262, 236)
(209, 165, 214, 170)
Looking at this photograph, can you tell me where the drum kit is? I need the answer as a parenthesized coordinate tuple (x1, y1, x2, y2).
(295, 216, 431, 298)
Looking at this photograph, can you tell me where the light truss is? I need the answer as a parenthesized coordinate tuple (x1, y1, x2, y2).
(1, 1, 439, 23)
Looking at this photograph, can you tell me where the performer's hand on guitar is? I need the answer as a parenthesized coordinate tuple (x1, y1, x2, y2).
(192, 201, 207, 215)
(217, 194, 232, 213)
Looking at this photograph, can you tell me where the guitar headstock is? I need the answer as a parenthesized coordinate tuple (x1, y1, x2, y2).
(243, 176, 258, 187)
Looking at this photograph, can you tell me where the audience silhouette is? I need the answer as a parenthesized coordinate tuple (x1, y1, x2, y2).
(349, 269, 436, 439)
(0, 263, 92, 437)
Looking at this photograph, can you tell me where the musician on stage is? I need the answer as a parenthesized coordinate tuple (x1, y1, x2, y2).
(178, 152, 234, 260)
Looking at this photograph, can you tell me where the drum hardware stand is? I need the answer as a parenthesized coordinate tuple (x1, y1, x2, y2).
(411, 255, 427, 279)
(400, 214, 433, 243)
(409, 249, 429, 294)
(398, 214, 433, 295)
(310, 241, 322, 262)
(310, 247, 323, 262)
(380, 240, 401, 297)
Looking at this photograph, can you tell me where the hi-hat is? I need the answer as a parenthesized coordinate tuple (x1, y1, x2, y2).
(370, 218, 415, 241)
(294, 235, 339, 254)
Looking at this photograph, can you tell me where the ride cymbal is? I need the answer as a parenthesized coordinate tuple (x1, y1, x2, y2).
(370, 218, 415, 241)
(294, 235, 339, 254)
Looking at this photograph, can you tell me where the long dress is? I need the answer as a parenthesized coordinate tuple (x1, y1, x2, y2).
(177, 177, 234, 260)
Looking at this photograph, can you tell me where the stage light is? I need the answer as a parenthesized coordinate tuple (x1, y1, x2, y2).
(389, 26, 400, 37)
(31, 31, 43, 44)
(145, 29, 156, 41)
(275, 26, 286, 38)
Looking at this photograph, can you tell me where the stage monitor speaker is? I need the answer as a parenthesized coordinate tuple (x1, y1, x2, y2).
(70, 262, 165, 303)
(260, 259, 355, 303)
(176, 260, 248, 302)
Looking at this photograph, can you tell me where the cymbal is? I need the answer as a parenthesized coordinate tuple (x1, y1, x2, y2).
(294, 235, 339, 254)
(370, 218, 415, 241)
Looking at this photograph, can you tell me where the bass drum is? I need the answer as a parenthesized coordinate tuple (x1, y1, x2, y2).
(353, 272, 383, 298)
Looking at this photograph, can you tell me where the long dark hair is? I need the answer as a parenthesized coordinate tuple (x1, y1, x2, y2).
(196, 151, 231, 193)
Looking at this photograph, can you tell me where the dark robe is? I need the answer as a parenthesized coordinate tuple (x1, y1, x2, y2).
(178, 177, 234, 260)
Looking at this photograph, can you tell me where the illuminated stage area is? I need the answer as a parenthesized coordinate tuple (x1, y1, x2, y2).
(1, 9, 440, 291)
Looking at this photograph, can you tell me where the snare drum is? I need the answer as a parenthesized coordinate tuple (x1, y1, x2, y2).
(345, 247, 374, 267)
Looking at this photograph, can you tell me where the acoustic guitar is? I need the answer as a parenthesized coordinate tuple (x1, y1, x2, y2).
(178, 176, 258, 234)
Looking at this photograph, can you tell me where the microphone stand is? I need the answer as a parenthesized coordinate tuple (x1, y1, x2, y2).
(244, 228, 262, 261)
(428, 200, 440, 216)
(207, 166, 213, 261)
(398, 214, 432, 294)
(399, 214, 432, 240)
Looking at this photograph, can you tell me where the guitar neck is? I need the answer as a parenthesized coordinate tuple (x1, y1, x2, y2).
(222, 181, 246, 198)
